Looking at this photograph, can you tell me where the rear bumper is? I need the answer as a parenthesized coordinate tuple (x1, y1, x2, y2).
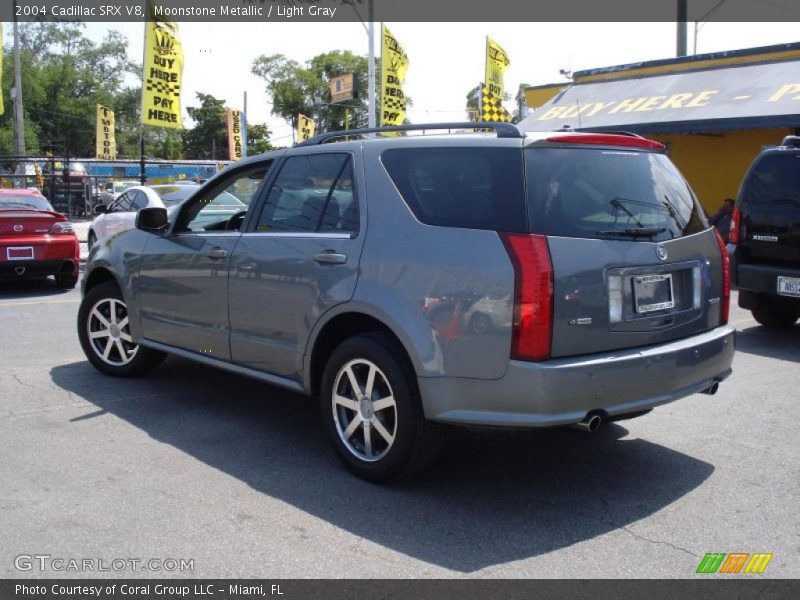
(735, 262, 800, 298)
(0, 259, 78, 280)
(418, 325, 735, 428)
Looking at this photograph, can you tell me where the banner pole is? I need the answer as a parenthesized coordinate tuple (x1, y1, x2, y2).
(367, 0, 375, 129)
(139, 10, 148, 185)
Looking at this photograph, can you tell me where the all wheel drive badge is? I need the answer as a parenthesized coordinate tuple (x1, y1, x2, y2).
(13, 224, 23, 232)
(656, 243, 668, 261)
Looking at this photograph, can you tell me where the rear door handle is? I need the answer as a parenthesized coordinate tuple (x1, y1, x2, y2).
(313, 251, 347, 265)
(206, 246, 229, 259)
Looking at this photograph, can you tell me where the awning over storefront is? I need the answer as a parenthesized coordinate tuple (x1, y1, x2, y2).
(519, 60, 800, 133)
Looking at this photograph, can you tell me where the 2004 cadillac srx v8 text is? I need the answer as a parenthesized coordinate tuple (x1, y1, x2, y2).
(77, 123, 735, 481)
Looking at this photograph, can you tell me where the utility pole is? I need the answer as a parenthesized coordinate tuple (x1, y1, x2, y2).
(12, 2, 26, 158)
(676, 0, 688, 57)
(367, 0, 376, 128)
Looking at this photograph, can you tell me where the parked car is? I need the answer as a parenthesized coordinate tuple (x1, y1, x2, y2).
(99, 180, 140, 206)
(88, 184, 201, 249)
(0, 188, 79, 288)
(77, 124, 735, 482)
(729, 135, 800, 328)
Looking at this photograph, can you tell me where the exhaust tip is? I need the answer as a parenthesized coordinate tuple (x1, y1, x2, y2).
(701, 381, 720, 396)
(570, 413, 603, 433)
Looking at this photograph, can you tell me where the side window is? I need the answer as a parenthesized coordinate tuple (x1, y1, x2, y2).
(179, 165, 269, 233)
(110, 192, 132, 213)
(255, 153, 356, 233)
(381, 147, 526, 231)
(130, 191, 148, 211)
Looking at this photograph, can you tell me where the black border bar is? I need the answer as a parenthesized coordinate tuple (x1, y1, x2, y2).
(4, 0, 800, 23)
(4, 579, 800, 600)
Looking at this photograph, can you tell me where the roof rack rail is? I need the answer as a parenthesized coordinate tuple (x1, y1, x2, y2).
(295, 122, 522, 147)
(781, 135, 800, 148)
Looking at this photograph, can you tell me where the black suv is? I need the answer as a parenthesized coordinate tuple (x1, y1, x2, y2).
(731, 135, 800, 327)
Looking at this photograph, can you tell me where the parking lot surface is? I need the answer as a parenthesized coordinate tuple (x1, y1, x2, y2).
(1, 281, 798, 578)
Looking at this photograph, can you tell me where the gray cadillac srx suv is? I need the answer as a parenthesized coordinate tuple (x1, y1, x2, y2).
(77, 123, 735, 481)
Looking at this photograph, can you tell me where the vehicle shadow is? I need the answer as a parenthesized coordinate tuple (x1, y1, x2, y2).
(51, 358, 714, 573)
(734, 323, 800, 362)
(0, 278, 71, 299)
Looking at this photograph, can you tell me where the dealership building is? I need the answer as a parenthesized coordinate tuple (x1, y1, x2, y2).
(519, 42, 800, 213)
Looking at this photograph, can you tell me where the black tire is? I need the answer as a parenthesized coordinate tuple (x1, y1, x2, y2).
(87, 231, 97, 250)
(77, 280, 165, 377)
(55, 272, 78, 289)
(751, 298, 800, 329)
(320, 332, 441, 482)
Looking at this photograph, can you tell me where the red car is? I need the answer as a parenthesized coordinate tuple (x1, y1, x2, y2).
(0, 188, 80, 288)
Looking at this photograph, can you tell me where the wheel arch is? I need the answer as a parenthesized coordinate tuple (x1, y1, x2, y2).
(305, 309, 421, 399)
(83, 266, 119, 295)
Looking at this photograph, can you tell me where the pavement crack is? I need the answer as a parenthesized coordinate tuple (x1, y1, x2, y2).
(620, 525, 699, 559)
(11, 374, 37, 389)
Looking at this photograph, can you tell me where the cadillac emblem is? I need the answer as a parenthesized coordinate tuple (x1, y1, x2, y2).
(656, 243, 668, 261)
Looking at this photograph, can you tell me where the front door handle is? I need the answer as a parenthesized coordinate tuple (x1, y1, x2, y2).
(313, 251, 347, 265)
(206, 246, 229, 259)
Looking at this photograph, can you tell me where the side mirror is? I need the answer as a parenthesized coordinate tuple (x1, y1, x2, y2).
(94, 204, 108, 215)
(136, 207, 168, 233)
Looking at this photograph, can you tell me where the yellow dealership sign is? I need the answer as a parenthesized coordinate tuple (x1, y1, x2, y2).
(142, 8, 184, 129)
(485, 37, 510, 100)
(96, 105, 117, 160)
(523, 60, 800, 131)
(380, 24, 409, 127)
(296, 114, 316, 142)
(226, 108, 244, 160)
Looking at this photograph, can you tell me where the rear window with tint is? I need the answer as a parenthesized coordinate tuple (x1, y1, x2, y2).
(381, 147, 526, 232)
(526, 148, 707, 242)
(742, 154, 800, 206)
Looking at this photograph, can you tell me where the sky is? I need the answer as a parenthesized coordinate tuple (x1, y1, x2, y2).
(82, 21, 800, 145)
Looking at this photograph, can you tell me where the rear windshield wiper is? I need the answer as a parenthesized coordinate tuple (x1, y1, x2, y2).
(596, 227, 666, 238)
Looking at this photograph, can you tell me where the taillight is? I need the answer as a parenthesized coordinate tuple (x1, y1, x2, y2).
(728, 205, 741, 245)
(49, 221, 73, 235)
(499, 233, 553, 361)
(713, 228, 730, 325)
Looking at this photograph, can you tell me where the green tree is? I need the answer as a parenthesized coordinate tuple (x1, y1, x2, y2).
(246, 123, 272, 155)
(252, 50, 370, 133)
(0, 22, 137, 158)
(183, 93, 227, 159)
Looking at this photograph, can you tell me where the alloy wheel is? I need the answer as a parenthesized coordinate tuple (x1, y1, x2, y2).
(332, 358, 398, 462)
(86, 297, 139, 366)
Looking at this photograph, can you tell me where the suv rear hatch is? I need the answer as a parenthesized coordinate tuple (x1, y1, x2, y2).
(735, 151, 800, 267)
(525, 135, 726, 358)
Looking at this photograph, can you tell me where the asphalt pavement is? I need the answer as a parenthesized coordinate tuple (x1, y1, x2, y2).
(0, 283, 798, 578)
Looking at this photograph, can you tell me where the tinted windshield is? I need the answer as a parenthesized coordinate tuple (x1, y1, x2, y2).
(742, 154, 800, 207)
(526, 148, 707, 241)
(152, 185, 200, 207)
(0, 195, 54, 211)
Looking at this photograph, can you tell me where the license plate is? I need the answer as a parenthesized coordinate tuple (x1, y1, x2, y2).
(634, 273, 675, 313)
(777, 276, 800, 298)
(6, 246, 34, 261)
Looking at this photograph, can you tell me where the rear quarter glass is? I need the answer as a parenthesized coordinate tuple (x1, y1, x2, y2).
(525, 147, 707, 241)
(381, 147, 527, 232)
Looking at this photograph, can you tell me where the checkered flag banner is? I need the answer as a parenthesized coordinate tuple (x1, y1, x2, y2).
(480, 84, 513, 123)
